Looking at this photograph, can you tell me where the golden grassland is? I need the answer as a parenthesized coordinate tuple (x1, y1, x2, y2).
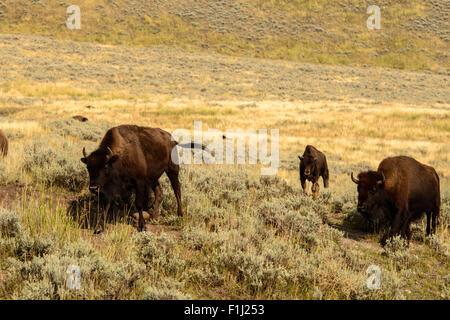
(0, 83, 448, 299)
(0, 0, 448, 297)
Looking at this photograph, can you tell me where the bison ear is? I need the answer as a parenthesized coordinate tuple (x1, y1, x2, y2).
(81, 158, 87, 164)
(107, 154, 119, 165)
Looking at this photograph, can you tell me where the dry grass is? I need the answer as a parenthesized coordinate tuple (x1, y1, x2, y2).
(0, 24, 448, 299)
(0, 88, 448, 299)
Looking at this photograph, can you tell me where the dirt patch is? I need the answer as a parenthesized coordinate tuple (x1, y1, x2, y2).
(0, 183, 20, 210)
(0, 183, 73, 210)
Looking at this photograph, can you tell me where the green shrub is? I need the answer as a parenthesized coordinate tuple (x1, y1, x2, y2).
(133, 232, 185, 276)
(383, 236, 418, 268)
(0, 209, 22, 237)
(22, 139, 88, 191)
(44, 118, 111, 142)
(143, 279, 191, 300)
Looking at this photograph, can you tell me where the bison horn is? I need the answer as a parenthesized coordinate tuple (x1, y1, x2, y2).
(351, 172, 359, 184)
(82, 147, 87, 158)
(107, 147, 113, 155)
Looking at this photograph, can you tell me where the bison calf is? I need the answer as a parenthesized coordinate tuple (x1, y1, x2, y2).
(352, 156, 440, 245)
(0, 129, 8, 157)
(298, 145, 329, 200)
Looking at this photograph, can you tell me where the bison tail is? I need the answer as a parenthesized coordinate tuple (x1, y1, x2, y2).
(177, 142, 210, 153)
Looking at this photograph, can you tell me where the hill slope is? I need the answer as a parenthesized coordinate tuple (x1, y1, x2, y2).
(0, 0, 448, 72)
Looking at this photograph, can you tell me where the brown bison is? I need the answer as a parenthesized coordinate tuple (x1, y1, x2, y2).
(351, 156, 440, 244)
(81, 124, 208, 234)
(73, 115, 88, 122)
(298, 145, 329, 200)
(0, 129, 8, 157)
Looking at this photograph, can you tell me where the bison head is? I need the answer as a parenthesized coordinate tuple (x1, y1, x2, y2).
(351, 171, 387, 222)
(298, 155, 317, 177)
(81, 147, 119, 195)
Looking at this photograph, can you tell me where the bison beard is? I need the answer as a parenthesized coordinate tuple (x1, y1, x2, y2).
(81, 125, 209, 234)
(352, 156, 440, 245)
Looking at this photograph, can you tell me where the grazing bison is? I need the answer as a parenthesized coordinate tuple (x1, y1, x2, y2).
(81, 124, 208, 234)
(351, 156, 440, 244)
(73, 115, 88, 122)
(298, 145, 329, 200)
(0, 129, 8, 157)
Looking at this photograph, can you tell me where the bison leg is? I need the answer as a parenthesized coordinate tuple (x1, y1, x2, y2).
(95, 199, 111, 234)
(301, 177, 307, 195)
(388, 208, 408, 240)
(401, 220, 412, 245)
(405, 223, 412, 243)
(167, 170, 183, 217)
(151, 182, 162, 219)
(135, 182, 149, 232)
(322, 169, 329, 188)
(426, 212, 431, 235)
(311, 182, 320, 200)
(431, 208, 439, 235)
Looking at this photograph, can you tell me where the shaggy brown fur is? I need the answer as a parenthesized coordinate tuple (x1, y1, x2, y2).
(352, 156, 440, 244)
(0, 130, 8, 157)
(298, 145, 329, 200)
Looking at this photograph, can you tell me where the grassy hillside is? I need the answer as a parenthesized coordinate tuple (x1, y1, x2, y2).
(0, 34, 448, 299)
(0, 0, 448, 72)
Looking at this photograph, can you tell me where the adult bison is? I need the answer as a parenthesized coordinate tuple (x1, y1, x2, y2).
(0, 129, 8, 157)
(351, 156, 440, 244)
(298, 145, 329, 200)
(81, 124, 208, 234)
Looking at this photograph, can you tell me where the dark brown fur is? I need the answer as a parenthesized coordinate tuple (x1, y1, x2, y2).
(0, 130, 8, 157)
(81, 125, 206, 233)
(352, 156, 440, 244)
(298, 145, 329, 200)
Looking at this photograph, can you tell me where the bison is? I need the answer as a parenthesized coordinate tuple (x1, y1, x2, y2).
(0, 129, 8, 157)
(81, 124, 208, 234)
(351, 156, 440, 244)
(298, 145, 329, 200)
(73, 115, 88, 122)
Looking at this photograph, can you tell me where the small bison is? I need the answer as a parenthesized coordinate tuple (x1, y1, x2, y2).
(81, 124, 208, 234)
(0, 129, 8, 157)
(73, 115, 88, 122)
(352, 156, 440, 244)
(298, 145, 329, 200)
